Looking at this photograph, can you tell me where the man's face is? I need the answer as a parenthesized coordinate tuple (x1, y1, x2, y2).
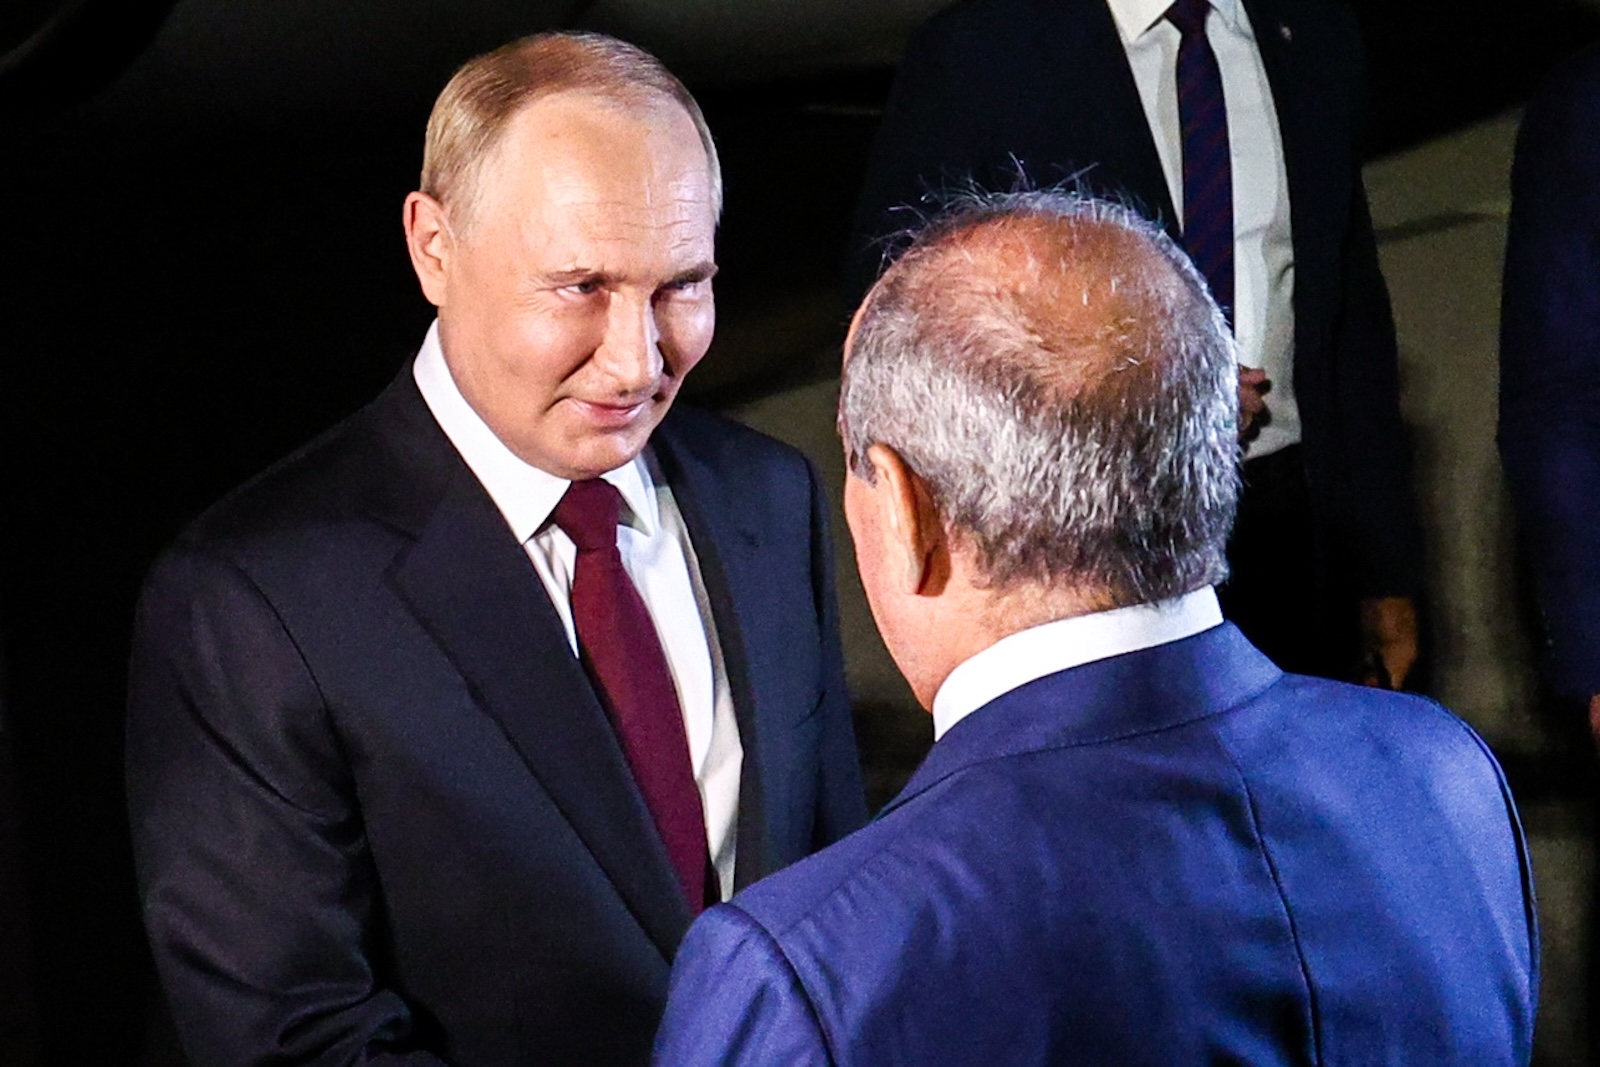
(425, 92, 717, 479)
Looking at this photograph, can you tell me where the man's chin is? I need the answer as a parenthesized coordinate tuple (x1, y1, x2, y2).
(557, 423, 662, 480)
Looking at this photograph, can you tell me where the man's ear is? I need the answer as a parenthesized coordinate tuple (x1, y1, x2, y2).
(403, 191, 453, 308)
(864, 443, 948, 596)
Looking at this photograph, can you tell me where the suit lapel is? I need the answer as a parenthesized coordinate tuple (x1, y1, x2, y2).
(1239, 0, 1349, 404)
(646, 419, 775, 892)
(1244, 0, 1316, 247)
(376, 375, 692, 960)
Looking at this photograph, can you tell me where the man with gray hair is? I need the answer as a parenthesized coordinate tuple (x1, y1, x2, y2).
(653, 191, 1537, 1065)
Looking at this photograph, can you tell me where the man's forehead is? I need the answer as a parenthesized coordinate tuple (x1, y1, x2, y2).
(500, 92, 701, 176)
(514, 87, 674, 129)
(527, 218, 715, 273)
(478, 94, 711, 211)
(515, 171, 716, 259)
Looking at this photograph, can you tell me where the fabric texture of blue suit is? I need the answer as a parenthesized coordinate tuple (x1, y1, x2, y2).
(1499, 42, 1600, 705)
(655, 624, 1538, 1065)
(846, 0, 1422, 602)
(126, 367, 866, 1066)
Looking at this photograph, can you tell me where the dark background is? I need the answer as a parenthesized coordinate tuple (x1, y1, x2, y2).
(1, 1, 1597, 1061)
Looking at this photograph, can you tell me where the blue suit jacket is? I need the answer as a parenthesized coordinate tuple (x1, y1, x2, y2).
(655, 625, 1537, 1065)
(126, 368, 866, 1066)
(1499, 42, 1600, 704)
(847, 0, 1422, 599)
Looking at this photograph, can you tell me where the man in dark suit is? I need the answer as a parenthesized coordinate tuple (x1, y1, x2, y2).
(126, 32, 865, 1066)
(1499, 41, 1600, 747)
(847, 0, 1422, 688)
(655, 192, 1538, 1065)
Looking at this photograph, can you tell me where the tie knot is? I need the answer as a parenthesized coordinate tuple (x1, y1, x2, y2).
(1166, 0, 1211, 36)
(552, 478, 623, 552)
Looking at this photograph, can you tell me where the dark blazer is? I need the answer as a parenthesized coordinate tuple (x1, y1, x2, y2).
(655, 624, 1539, 1065)
(847, 0, 1421, 598)
(1499, 42, 1600, 705)
(126, 368, 866, 1066)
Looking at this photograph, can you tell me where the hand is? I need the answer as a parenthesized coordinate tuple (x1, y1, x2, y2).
(1357, 596, 1418, 690)
(1237, 367, 1270, 444)
(1589, 695, 1600, 756)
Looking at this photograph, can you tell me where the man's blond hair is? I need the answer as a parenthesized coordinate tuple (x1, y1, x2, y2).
(420, 31, 722, 228)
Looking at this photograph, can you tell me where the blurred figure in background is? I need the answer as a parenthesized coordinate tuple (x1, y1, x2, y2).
(1499, 41, 1600, 756)
(1499, 39, 1600, 1062)
(848, 0, 1424, 688)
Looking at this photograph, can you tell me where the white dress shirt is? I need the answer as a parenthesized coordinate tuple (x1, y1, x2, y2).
(1108, 0, 1300, 458)
(413, 321, 743, 899)
(932, 588, 1225, 740)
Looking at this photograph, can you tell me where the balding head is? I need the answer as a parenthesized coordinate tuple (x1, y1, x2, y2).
(839, 191, 1239, 609)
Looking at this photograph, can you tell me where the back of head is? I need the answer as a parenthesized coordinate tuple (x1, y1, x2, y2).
(420, 31, 723, 228)
(839, 191, 1240, 607)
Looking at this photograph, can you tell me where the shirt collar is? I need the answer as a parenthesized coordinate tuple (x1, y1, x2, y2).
(411, 319, 659, 544)
(930, 587, 1224, 740)
(1106, 0, 1245, 42)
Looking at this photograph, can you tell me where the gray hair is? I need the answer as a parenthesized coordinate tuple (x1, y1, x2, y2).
(838, 190, 1240, 605)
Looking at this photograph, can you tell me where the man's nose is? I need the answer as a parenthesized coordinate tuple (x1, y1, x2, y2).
(595, 294, 663, 395)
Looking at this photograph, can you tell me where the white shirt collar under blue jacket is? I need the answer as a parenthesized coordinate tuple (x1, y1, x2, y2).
(931, 588, 1225, 740)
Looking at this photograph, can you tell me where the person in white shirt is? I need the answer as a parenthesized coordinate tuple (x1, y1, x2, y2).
(847, 0, 1424, 692)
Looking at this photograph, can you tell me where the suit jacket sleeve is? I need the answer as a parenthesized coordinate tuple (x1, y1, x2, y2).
(127, 546, 450, 1067)
(1498, 46, 1600, 703)
(1284, 4, 1421, 601)
(805, 459, 868, 849)
(653, 905, 832, 1067)
(1327, 161, 1424, 599)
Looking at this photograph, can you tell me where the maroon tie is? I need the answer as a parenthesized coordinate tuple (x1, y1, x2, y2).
(553, 478, 711, 913)
(1168, 0, 1235, 330)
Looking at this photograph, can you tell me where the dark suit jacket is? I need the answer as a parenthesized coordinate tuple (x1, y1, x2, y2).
(1499, 42, 1600, 705)
(847, 0, 1422, 598)
(655, 624, 1538, 1065)
(126, 368, 866, 1066)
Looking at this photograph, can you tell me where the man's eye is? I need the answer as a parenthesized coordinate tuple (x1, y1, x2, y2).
(563, 279, 602, 295)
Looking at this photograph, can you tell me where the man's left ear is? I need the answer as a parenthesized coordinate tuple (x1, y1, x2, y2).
(864, 444, 947, 596)
(402, 191, 454, 308)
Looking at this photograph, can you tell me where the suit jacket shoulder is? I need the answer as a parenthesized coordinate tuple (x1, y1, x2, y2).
(654, 404, 819, 506)
(657, 627, 1535, 1065)
(172, 368, 453, 555)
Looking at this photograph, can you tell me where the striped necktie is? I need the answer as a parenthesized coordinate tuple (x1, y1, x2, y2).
(1168, 0, 1235, 329)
